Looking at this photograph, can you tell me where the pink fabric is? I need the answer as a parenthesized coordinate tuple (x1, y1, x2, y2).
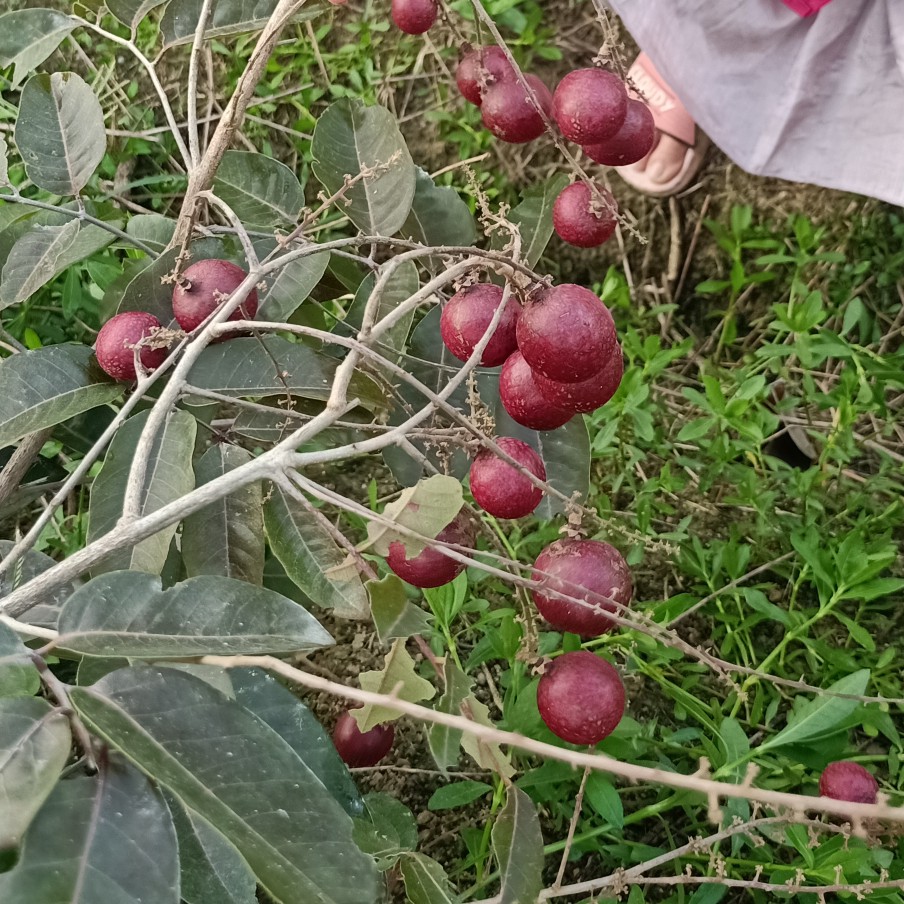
(779, 0, 833, 16)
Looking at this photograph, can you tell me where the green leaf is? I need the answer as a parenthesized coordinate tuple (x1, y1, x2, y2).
(844, 577, 904, 603)
(86, 409, 197, 576)
(427, 659, 471, 772)
(400, 853, 459, 904)
(312, 99, 416, 236)
(492, 173, 569, 268)
(107, 0, 168, 28)
(70, 666, 379, 904)
(400, 167, 476, 247)
(759, 670, 870, 752)
(354, 639, 436, 732)
(492, 786, 544, 904)
(188, 336, 384, 411)
(834, 612, 876, 652)
(213, 151, 303, 227)
(57, 571, 333, 657)
(0, 697, 70, 850)
(460, 695, 514, 778)
(346, 261, 419, 361)
(716, 717, 750, 781)
(263, 482, 369, 619)
(368, 574, 432, 643)
(584, 773, 624, 828)
(166, 792, 257, 904)
(365, 474, 463, 557)
(0, 219, 116, 308)
(0, 344, 121, 449)
(0, 10, 76, 89)
(427, 780, 492, 811)
(125, 213, 176, 252)
(0, 622, 40, 697)
(230, 667, 362, 818)
(0, 757, 179, 901)
(161, 0, 328, 47)
(182, 444, 264, 584)
(15, 72, 105, 195)
(0, 541, 76, 630)
(352, 792, 418, 868)
(255, 243, 329, 322)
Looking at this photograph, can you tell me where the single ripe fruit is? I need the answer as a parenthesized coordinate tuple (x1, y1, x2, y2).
(583, 98, 656, 166)
(535, 346, 624, 413)
(332, 709, 394, 767)
(440, 284, 520, 367)
(172, 260, 258, 333)
(470, 437, 546, 519)
(531, 538, 632, 637)
(553, 68, 628, 144)
(516, 284, 617, 383)
(391, 0, 437, 34)
(456, 46, 515, 106)
(819, 761, 879, 804)
(95, 311, 167, 382)
(386, 510, 475, 588)
(481, 74, 553, 144)
(537, 651, 625, 745)
(553, 181, 619, 248)
(499, 350, 573, 431)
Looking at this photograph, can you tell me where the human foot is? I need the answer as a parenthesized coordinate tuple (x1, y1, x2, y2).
(614, 53, 709, 197)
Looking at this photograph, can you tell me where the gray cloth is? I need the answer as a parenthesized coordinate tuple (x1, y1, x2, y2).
(608, 0, 904, 206)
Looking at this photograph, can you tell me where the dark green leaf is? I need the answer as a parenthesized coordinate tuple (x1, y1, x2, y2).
(70, 666, 379, 904)
(0, 622, 39, 697)
(213, 151, 303, 227)
(255, 243, 329, 322)
(352, 793, 418, 868)
(86, 409, 197, 576)
(230, 667, 362, 817)
(368, 574, 432, 643)
(0, 757, 179, 901)
(759, 670, 870, 752)
(263, 482, 369, 619)
(58, 571, 333, 657)
(0, 220, 115, 308)
(161, 0, 328, 47)
(400, 853, 459, 904)
(188, 336, 384, 411)
(346, 261, 419, 362)
(400, 167, 476, 247)
(0, 697, 70, 850)
(492, 173, 569, 268)
(0, 10, 76, 88)
(0, 541, 77, 630)
(125, 213, 175, 252)
(0, 344, 121, 449)
(584, 773, 624, 828)
(312, 99, 416, 236)
(492, 785, 544, 904)
(107, 0, 168, 28)
(182, 444, 264, 584)
(166, 792, 256, 904)
(427, 780, 492, 811)
(14, 72, 105, 195)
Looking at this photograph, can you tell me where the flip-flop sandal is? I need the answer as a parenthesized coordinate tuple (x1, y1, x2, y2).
(615, 52, 710, 198)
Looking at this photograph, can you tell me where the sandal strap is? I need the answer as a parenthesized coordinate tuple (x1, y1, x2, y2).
(627, 52, 696, 148)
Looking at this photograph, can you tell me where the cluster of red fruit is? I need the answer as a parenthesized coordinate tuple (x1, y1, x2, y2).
(94, 260, 257, 382)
